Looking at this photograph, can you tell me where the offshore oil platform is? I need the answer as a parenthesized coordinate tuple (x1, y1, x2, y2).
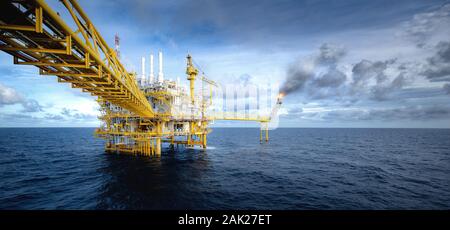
(0, 0, 283, 156)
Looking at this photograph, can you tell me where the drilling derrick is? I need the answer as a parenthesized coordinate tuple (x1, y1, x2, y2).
(0, 0, 283, 157)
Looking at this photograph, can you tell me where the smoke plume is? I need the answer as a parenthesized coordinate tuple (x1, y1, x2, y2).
(279, 43, 345, 96)
(279, 59, 315, 95)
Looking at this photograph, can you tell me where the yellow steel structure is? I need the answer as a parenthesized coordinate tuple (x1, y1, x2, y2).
(186, 54, 198, 105)
(0, 0, 279, 156)
(0, 0, 153, 117)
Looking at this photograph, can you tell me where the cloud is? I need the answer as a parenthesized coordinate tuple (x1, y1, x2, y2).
(288, 107, 303, 114)
(279, 43, 409, 102)
(422, 41, 450, 81)
(3, 0, 450, 128)
(0, 82, 23, 105)
(312, 68, 347, 88)
(444, 83, 450, 94)
(316, 43, 346, 66)
(61, 108, 72, 117)
(0, 113, 35, 120)
(21, 99, 44, 112)
(401, 3, 450, 47)
(369, 73, 407, 101)
(281, 106, 308, 120)
(277, 3, 450, 104)
(0, 103, 96, 124)
(44, 113, 65, 121)
(320, 105, 450, 122)
(0, 82, 44, 112)
(280, 43, 346, 95)
(351, 59, 395, 88)
(60, 108, 97, 121)
(280, 58, 315, 95)
(100, 0, 441, 49)
(372, 106, 450, 120)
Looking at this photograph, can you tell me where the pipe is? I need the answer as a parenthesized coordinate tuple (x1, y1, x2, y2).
(149, 54, 154, 83)
(141, 57, 146, 86)
(158, 51, 163, 82)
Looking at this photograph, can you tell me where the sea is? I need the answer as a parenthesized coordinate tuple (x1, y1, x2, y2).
(0, 128, 449, 210)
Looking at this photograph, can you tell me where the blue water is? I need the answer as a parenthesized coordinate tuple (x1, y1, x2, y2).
(0, 128, 449, 210)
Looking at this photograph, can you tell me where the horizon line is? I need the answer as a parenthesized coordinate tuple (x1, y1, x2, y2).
(0, 127, 449, 129)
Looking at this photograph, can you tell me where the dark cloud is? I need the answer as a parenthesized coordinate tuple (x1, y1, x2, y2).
(0, 113, 35, 120)
(61, 108, 71, 117)
(370, 106, 450, 120)
(288, 107, 303, 114)
(402, 3, 450, 47)
(39, 108, 97, 122)
(280, 43, 346, 95)
(280, 44, 407, 102)
(444, 83, 450, 94)
(21, 99, 44, 112)
(317, 43, 346, 66)
(0, 109, 96, 126)
(321, 105, 450, 122)
(45, 114, 65, 121)
(422, 41, 450, 81)
(99, 0, 440, 47)
(277, 3, 450, 104)
(312, 68, 347, 88)
(60, 108, 97, 121)
(351, 59, 395, 87)
(393, 86, 446, 99)
(282, 107, 311, 120)
(369, 74, 407, 101)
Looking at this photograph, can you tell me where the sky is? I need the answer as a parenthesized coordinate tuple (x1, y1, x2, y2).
(1, 0, 450, 128)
